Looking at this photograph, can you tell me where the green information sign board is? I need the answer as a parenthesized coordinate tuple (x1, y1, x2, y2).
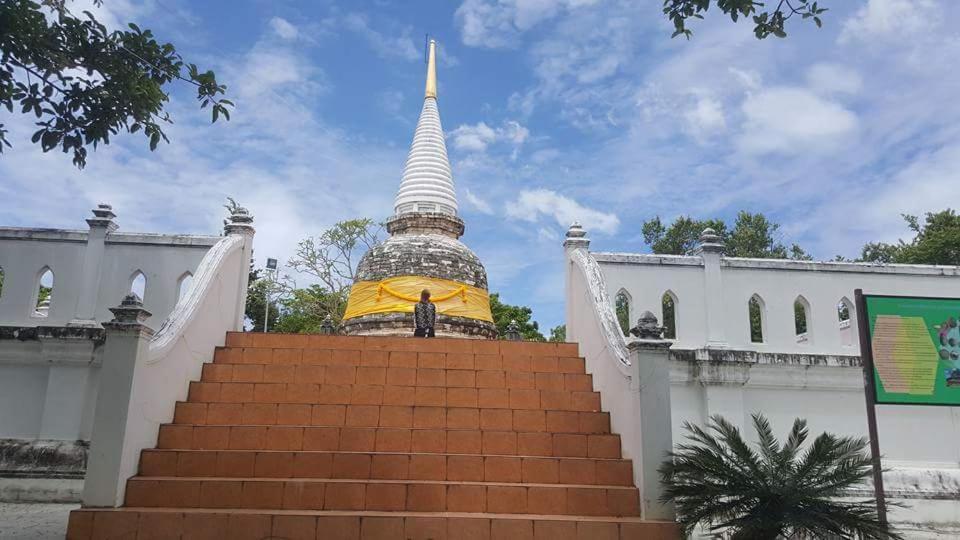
(863, 294, 960, 406)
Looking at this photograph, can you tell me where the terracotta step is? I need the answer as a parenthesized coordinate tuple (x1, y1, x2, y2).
(157, 424, 622, 458)
(224, 332, 581, 358)
(214, 347, 587, 373)
(123, 476, 641, 516)
(67, 508, 680, 540)
(139, 449, 635, 486)
(186, 382, 602, 412)
(173, 402, 611, 434)
(202, 363, 594, 390)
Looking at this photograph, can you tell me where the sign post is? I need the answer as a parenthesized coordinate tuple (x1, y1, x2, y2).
(855, 291, 960, 526)
(854, 289, 887, 526)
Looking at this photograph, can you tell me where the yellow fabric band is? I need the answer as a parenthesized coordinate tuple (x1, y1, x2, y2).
(343, 275, 493, 323)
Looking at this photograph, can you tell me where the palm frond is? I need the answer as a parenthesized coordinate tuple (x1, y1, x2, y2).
(661, 414, 902, 540)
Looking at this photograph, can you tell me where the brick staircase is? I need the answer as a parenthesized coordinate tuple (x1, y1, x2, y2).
(67, 333, 679, 539)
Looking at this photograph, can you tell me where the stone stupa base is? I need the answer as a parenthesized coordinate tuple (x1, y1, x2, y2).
(341, 312, 497, 339)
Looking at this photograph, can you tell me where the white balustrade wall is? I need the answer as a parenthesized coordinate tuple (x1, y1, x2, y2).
(0, 205, 224, 444)
(565, 225, 960, 536)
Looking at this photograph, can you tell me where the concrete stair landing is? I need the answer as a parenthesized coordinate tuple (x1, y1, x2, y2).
(67, 333, 679, 539)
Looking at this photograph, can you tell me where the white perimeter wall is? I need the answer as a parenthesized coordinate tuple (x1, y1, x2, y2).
(566, 239, 960, 532)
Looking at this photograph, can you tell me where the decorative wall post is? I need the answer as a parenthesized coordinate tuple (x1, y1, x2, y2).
(563, 222, 590, 342)
(697, 228, 728, 348)
(627, 311, 675, 521)
(68, 204, 118, 327)
(81, 294, 153, 507)
(223, 199, 255, 332)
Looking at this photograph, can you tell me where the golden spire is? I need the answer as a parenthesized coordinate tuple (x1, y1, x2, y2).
(424, 39, 437, 99)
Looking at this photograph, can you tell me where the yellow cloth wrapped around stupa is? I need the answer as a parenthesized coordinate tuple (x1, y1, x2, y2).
(343, 275, 493, 322)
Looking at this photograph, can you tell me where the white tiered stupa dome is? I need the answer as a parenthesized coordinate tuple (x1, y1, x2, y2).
(393, 39, 458, 217)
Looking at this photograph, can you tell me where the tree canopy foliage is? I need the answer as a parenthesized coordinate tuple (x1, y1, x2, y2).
(859, 210, 960, 266)
(663, 0, 828, 40)
(1, 0, 232, 167)
(489, 293, 545, 341)
(642, 211, 811, 259)
(661, 414, 899, 539)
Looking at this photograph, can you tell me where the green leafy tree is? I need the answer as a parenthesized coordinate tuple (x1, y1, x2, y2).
(642, 216, 726, 256)
(548, 324, 566, 343)
(642, 211, 810, 260)
(859, 210, 960, 266)
(663, 0, 828, 40)
(245, 278, 280, 332)
(489, 293, 545, 341)
(287, 218, 384, 325)
(274, 285, 344, 334)
(1, 0, 232, 167)
(661, 414, 899, 540)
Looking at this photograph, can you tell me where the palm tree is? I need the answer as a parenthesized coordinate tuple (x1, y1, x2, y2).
(659, 414, 901, 539)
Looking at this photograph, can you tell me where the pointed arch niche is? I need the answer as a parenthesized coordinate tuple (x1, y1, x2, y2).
(0, 265, 4, 300)
(614, 289, 631, 336)
(34, 266, 54, 317)
(661, 290, 677, 339)
(130, 270, 146, 300)
(176, 271, 194, 302)
(794, 295, 812, 344)
(838, 296, 855, 347)
(748, 294, 766, 343)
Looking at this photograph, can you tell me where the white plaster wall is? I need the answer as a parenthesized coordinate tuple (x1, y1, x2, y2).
(0, 363, 48, 438)
(567, 245, 960, 531)
(595, 253, 960, 354)
(0, 229, 218, 329)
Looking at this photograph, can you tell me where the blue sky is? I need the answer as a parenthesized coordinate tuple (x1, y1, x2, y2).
(2, 0, 960, 332)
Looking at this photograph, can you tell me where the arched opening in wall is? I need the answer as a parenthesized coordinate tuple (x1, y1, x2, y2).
(176, 272, 194, 303)
(0, 266, 4, 299)
(130, 271, 146, 300)
(662, 291, 677, 339)
(794, 295, 811, 344)
(838, 297, 854, 346)
(748, 294, 765, 343)
(614, 289, 631, 336)
(34, 267, 54, 317)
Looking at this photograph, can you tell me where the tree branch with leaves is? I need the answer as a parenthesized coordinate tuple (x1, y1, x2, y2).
(286, 218, 384, 326)
(0, 0, 233, 167)
(663, 0, 828, 40)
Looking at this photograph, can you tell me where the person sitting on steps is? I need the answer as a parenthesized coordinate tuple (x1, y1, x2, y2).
(414, 289, 436, 338)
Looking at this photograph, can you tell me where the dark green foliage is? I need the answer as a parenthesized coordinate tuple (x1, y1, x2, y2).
(663, 0, 828, 40)
(489, 293, 545, 341)
(859, 210, 960, 266)
(642, 211, 811, 260)
(748, 296, 763, 342)
(0, 0, 232, 167)
(275, 285, 344, 334)
(660, 414, 900, 539)
(614, 291, 630, 336)
(548, 324, 566, 343)
(244, 278, 280, 332)
(662, 293, 676, 339)
(794, 299, 807, 335)
(642, 216, 726, 256)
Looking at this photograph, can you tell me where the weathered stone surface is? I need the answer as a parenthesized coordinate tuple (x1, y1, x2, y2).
(355, 234, 488, 289)
(346, 212, 496, 339)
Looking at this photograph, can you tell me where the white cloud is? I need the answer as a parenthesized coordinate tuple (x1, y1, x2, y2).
(806, 63, 862, 95)
(455, 0, 600, 48)
(684, 96, 726, 139)
(450, 120, 529, 155)
(269, 17, 299, 40)
(463, 188, 494, 215)
(342, 13, 420, 62)
(841, 0, 939, 42)
(738, 88, 858, 155)
(506, 189, 620, 234)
